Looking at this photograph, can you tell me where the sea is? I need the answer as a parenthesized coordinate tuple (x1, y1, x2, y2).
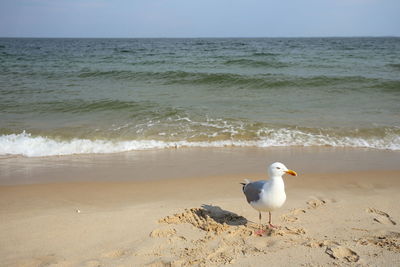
(0, 37, 399, 157)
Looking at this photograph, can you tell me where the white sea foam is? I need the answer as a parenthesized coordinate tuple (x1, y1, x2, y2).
(0, 130, 399, 157)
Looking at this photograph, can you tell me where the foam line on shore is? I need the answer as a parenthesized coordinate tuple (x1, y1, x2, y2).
(0, 130, 399, 157)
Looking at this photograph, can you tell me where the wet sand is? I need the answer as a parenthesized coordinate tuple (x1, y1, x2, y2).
(1, 146, 399, 185)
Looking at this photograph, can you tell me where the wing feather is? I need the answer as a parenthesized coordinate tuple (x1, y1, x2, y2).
(243, 181, 265, 203)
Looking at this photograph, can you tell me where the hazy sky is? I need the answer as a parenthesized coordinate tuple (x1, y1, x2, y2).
(0, 0, 399, 38)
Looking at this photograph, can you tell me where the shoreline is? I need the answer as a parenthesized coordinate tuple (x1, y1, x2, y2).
(1, 146, 399, 185)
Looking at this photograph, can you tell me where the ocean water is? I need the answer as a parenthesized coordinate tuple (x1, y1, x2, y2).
(0, 37, 399, 157)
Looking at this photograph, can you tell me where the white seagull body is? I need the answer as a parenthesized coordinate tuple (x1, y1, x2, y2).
(241, 162, 297, 234)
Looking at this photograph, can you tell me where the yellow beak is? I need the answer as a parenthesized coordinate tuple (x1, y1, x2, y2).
(285, 169, 297, 176)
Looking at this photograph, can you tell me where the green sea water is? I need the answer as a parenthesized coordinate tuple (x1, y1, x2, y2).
(0, 37, 399, 156)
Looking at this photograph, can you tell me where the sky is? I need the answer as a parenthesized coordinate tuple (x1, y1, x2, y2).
(0, 0, 399, 38)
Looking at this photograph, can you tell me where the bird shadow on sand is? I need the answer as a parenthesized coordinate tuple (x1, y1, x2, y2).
(199, 204, 248, 226)
(158, 204, 249, 234)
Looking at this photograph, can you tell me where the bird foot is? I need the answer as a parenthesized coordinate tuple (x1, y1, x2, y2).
(254, 229, 266, 236)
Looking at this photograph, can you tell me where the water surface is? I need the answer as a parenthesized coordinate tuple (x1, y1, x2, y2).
(1, 38, 399, 156)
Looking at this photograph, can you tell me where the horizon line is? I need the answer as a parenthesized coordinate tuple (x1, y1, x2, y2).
(1, 35, 399, 39)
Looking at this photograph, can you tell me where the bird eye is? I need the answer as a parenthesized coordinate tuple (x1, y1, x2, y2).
(276, 167, 281, 169)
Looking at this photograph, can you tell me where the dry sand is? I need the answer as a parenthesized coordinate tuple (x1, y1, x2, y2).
(0, 147, 399, 266)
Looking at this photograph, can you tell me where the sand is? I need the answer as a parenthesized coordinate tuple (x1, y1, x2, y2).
(0, 147, 400, 266)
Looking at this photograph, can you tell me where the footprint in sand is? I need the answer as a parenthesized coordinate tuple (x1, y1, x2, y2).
(275, 226, 306, 236)
(149, 227, 177, 238)
(366, 208, 397, 225)
(304, 239, 337, 248)
(306, 198, 327, 209)
(357, 231, 400, 252)
(325, 245, 359, 263)
(280, 208, 306, 223)
(101, 249, 129, 259)
(291, 208, 307, 215)
(280, 214, 298, 222)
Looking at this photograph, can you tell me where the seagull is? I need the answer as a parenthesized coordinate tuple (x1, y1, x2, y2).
(241, 162, 297, 235)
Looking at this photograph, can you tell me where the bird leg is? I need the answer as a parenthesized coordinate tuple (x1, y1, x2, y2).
(268, 211, 278, 228)
(254, 212, 266, 236)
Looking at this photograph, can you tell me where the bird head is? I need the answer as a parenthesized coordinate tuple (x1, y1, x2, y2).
(268, 162, 297, 178)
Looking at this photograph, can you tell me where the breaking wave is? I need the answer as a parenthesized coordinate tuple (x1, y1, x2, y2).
(1, 129, 399, 157)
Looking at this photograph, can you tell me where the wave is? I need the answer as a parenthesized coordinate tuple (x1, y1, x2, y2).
(78, 70, 136, 79)
(223, 59, 288, 68)
(34, 99, 154, 114)
(378, 80, 400, 91)
(129, 60, 168, 65)
(252, 52, 278, 57)
(387, 63, 400, 70)
(75, 69, 394, 89)
(9, 67, 396, 91)
(1, 129, 399, 157)
(162, 72, 385, 89)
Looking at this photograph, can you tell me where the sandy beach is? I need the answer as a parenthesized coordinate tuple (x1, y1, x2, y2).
(0, 147, 399, 266)
(1, 2, 400, 266)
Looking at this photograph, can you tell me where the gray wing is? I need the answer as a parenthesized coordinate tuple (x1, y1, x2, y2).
(243, 181, 265, 203)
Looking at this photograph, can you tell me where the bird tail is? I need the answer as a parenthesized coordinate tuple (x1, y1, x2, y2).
(240, 179, 251, 191)
(240, 178, 251, 185)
